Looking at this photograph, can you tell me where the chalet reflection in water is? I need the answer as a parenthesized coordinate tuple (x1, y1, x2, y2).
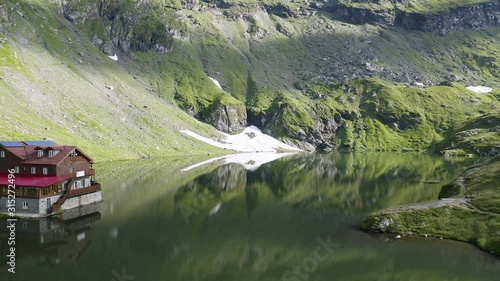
(0, 203, 101, 267)
(0, 140, 102, 216)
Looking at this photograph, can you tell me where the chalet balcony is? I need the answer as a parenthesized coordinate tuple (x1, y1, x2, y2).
(63, 169, 95, 179)
(68, 183, 101, 198)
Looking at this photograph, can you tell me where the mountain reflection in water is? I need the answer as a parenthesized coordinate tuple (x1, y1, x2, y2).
(1, 153, 500, 281)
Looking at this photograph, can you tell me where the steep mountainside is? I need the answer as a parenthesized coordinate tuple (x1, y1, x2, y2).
(1, 0, 499, 157)
(0, 0, 228, 161)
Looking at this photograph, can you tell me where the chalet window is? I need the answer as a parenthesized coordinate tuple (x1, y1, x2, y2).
(22, 201, 28, 209)
(43, 167, 48, 175)
(37, 150, 44, 157)
(15, 166, 19, 173)
(31, 167, 36, 174)
(0, 150, 5, 158)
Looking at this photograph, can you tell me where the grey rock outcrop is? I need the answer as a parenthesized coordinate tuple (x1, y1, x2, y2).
(396, 2, 500, 35)
(327, 1, 500, 35)
(201, 102, 247, 134)
(61, 0, 173, 54)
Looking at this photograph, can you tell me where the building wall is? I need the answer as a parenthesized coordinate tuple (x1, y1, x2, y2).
(0, 196, 39, 214)
(16, 164, 57, 176)
(0, 194, 61, 215)
(57, 160, 90, 176)
(61, 191, 102, 211)
(73, 160, 91, 173)
(39, 194, 63, 215)
(0, 149, 21, 173)
(72, 176, 93, 189)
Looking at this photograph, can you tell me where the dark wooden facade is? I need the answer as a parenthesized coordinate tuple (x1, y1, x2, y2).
(0, 141, 99, 204)
(0, 182, 64, 198)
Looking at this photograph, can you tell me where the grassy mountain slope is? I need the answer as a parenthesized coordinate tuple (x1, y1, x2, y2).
(440, 111, 500, 156)
(0, 0, 228, 161)
(1, 0, 499, 157)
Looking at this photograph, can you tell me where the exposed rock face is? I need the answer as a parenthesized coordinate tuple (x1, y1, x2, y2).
(0, 3, 10, 27)
(332, 6, 396, 27)
(182, 0, 202, 11)
(264, 2, 315, 18)
(201, 102, 247, 134)
(396, 3, 500, 35)
(248, 102, 339, 151)
(61, 0, 173, 53)
(328, 1, 500, 35)
(62, 2, 99, 26)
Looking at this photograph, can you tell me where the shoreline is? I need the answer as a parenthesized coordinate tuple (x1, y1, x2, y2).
(361, 156, 500, 256)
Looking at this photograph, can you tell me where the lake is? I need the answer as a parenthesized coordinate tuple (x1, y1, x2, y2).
(1, 152, 500, 281)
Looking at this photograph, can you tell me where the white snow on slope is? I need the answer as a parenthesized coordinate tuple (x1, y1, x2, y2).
(209, 77, 222, 89)
(108, 54, 118, 61)
(181, 152, 297, 172)
(466, 86, 492, 93)
(181, 126, 302, 153)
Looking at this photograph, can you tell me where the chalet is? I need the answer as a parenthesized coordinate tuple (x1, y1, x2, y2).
(0, 140, 101, 216)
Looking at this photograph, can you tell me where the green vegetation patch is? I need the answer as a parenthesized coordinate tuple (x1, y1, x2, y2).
(362, 156, 500, 254)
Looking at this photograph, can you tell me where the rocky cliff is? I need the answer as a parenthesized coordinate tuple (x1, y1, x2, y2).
(396, 2, 500, 35)
(330, 1, 500, 35)
(62, 0, 175, 54)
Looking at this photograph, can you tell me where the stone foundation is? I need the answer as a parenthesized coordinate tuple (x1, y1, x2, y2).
(60, 191, 102, 211)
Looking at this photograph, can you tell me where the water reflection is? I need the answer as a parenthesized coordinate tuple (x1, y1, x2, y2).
(0, 203, 101, 270)
(1, 153, 499, 281)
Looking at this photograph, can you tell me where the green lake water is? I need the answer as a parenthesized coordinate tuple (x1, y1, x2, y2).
(1, 152, 500, 281)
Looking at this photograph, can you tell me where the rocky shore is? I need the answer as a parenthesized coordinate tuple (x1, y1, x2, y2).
(361, 156, 500, 255)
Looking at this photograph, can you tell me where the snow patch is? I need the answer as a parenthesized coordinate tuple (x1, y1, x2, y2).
(466, 86, 492, 93)
(108, 54, 118, 61)
(181, 152, 297, 172)
(181, 126, 302, 153)
(209, 77, 222, 89)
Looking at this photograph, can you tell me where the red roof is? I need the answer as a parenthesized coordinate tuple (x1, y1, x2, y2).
(0, 174, 68, 187)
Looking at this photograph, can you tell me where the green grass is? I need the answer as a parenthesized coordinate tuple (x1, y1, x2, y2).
(440, 111, 500, 155)
(2, 0, 500, 159)
(0, 0, 231, 162)
(0, 213, 20, 220)
(362, 156, 500, 254)
(363, 206, 500, 252)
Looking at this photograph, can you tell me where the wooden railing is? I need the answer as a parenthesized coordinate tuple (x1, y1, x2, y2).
(51, 179, 74, 213)
(63, 169, 95, 179)
(67, 184, 101, 198)
(66, 156, 86, 162)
